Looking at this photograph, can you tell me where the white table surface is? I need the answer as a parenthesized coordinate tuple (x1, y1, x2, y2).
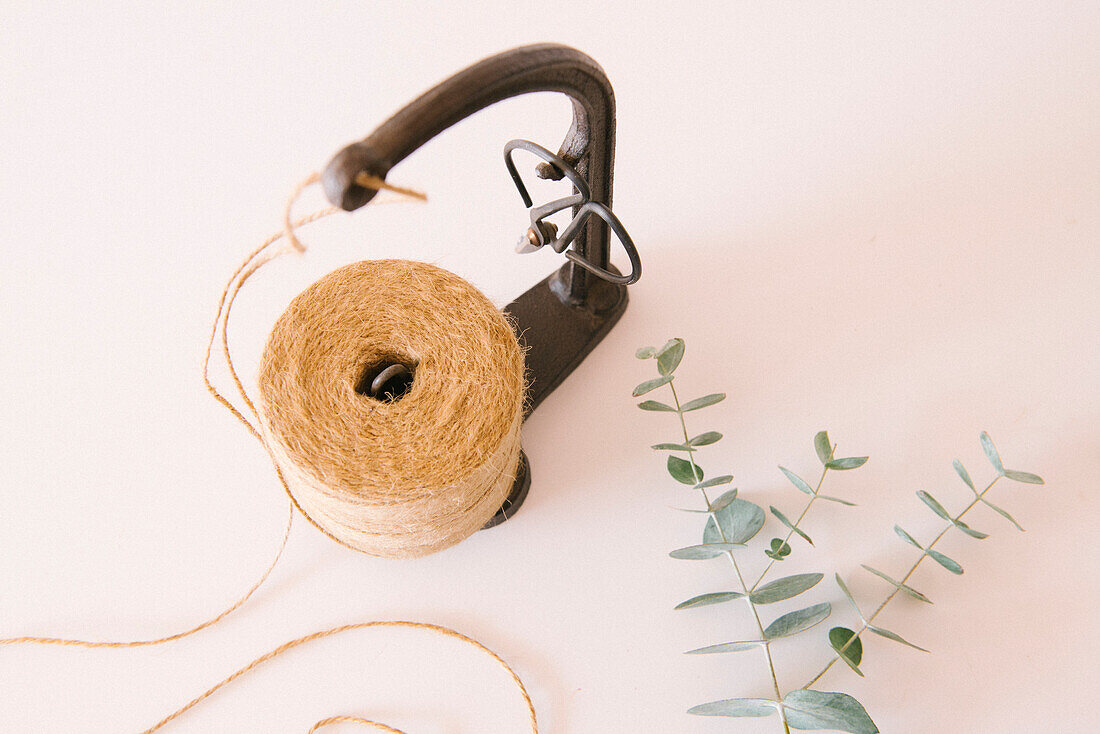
(1, 2, 1097, 732)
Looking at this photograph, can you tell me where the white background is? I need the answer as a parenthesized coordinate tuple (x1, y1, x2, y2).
(1, 2, 1097, 732)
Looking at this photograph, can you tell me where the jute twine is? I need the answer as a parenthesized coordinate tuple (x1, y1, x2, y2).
(259, 259, 525, 558)
(1, 173, 539, 733)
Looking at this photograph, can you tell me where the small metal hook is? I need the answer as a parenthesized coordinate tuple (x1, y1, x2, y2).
(504, 139, 641, 286)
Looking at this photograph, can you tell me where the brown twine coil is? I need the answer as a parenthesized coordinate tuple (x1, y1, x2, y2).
(259, 259, 525, 558)
(1, 173, 539, 733)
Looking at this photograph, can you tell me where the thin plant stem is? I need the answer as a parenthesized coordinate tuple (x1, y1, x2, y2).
(750, 456, 833, 591)
(669, 381, 791, 734)
(802, 476, 1001, 689)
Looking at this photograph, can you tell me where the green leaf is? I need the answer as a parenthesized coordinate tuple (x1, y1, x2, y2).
(782, 689, 879, 734)
(818, 494, 857, 506)
(656, 338, 685, 376)
(669, 543, 744, 560)
(695, 475, 734, 490)
(635, 346, 656, 359)
(632, 375, 672, 396)
(779, 466, 815, 495)
(860, 565, 933, 604)
(709, 488, 739, 513)
(954, 519, 989, 540)
(681, 393, 726, 412)
(684, 640, 764, 655)
(667, 456, 702, 485)
(765, 538, 792, 560)
(1005, 469, 1044, 485)
(980, 431, 1005, 475)
(675, 591, 745, 610)
(916, 490, 952, 521)
(770, 506, 813, 545)
(751, 573, 824, 605)
(826, 456, 869, 470)
(834, 574, 864, 621)
(927, 548, 964, 575)
(894, 525, 923, 550)
(651, 442, 694, 452)
(689, 431, 723, 446)
(705, 498, 766, 545)
(982, 497, 1025, 531)
(953, 459, 975, 491)
(868, 624, 929, 653)
(828, 626, 864, 676)
(688, 698, 778, 717)
(814, 431, 834, 464)
(637, 400, 676, 412)
(764, 602, 831, 639)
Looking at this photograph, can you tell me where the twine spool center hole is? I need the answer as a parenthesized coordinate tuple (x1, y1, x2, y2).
(355, 356, 417, 403)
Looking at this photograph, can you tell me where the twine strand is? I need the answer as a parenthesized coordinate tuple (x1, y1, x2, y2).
(139, 622, 537, 734)
(309, 717, 408, 733)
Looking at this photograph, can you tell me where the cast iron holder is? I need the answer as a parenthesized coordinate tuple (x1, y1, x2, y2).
(320, 43, 641, 529)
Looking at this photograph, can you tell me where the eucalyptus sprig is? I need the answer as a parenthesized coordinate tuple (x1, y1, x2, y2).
(804, 432, 1045, 687)
(634, 337, 1044, 733)
(635, 338, 877, 734)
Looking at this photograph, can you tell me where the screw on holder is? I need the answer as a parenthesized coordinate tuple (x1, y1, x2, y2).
(320, 43, 641, 529)
(504, 139, 641, 286)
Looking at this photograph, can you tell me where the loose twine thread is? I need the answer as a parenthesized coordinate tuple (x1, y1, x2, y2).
(1, 173, 539, 734)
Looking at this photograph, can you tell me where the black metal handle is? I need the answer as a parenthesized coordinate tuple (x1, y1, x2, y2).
(321, 43, 616, 303)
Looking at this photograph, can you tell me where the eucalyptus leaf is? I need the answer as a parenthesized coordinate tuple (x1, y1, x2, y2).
(770, 506, 813, 545)
(953, 459, 975, 491)
(751, 573, 824, 605)
(825, 456, 869, 470)
(681, 393, 726, 412)
(818, 494, 857, 506)
(1005, 469, 1044, 485)
(860, 565, 933, 604)
(916, 490, 952, 521)
(656, 338, 685, 376)
(669, 543, 744, 560)
(667, 456, 702, 485)
(637, 400, 676, 412)
(868, 624, 929, 653)
(828, 626, 864, 676)
(927, 548, 964, 575)
(982, 497, 1025, 531)
(695, 475, 734, 490)
(954, 519, 989, 540)
(765, 538, 792, 560)
(980, 431, 1005, 475)
(652, 442, 694, 452)
(709, 487, 739, 513)
(763, 602, 831, 639)
(635, 345, 656, 359)
(705, 498, 766, 545)
(632, 375, 672, 396)
(782, 689, 879, 734)
(893, 525, 923, 550)
(688, 698, 777, 717)
(684, 640, 764, 655)
(834, 574, 864, 621)
(675, 591, 746, 610)
(689, 431, 723, 446)
(779, 466, 815, 496)
(814, 431, 834, 464)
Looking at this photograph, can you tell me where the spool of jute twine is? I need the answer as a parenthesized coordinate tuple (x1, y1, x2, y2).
(259, 259, 525, 558)
(1, 174, 539, 733)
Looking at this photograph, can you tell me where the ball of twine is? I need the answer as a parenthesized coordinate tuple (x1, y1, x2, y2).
(257, 259, 526, 558)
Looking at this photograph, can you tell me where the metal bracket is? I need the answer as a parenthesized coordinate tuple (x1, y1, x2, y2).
(319, 43, 640, 529)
